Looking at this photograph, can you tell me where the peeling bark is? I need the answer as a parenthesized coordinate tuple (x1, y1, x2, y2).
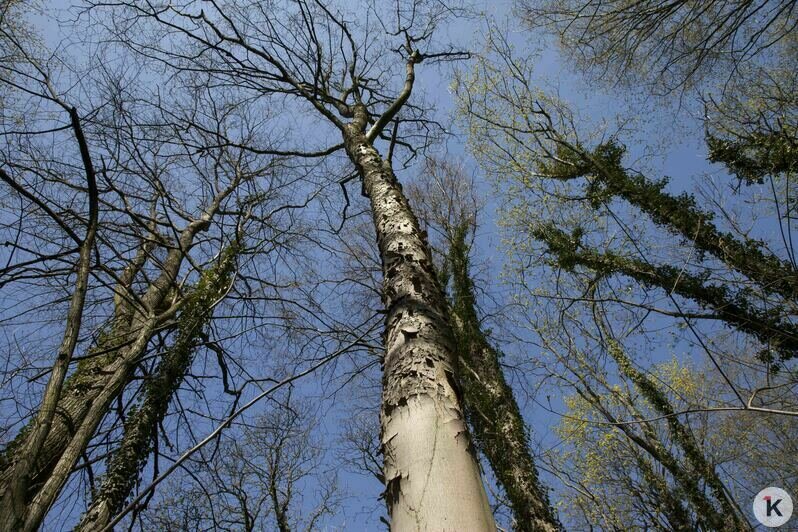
(343, 106, 495, 531)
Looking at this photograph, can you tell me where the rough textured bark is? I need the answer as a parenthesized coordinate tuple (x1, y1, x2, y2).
(0, 257, 145, 530)
(343, 105, 495, 531)
(23, 319, 161, 531)
(75, 244, 237, 531)
(446, 223, 560, 532)
(0, 236, 153, 492)
(0, 320, 134, 517)
(0, 108, 99, 529)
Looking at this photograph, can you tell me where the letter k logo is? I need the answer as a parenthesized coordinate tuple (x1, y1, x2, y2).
(755, 488, 792, 527)
(765, 495, 783, 517)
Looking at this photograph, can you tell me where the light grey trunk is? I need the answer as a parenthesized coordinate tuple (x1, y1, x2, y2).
(343, 108, 495, 531)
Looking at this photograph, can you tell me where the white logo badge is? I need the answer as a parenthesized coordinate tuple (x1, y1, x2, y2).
(753, 487, 793, 528)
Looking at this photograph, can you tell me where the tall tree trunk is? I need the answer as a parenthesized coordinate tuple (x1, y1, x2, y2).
(22, 319, 161, 531)
(0, 318, 135, 522)
(0, 246, 146, 530)
(342, 106, 495, 531)
(0, 109, 99, 529)
(446, 223, 560, 532)
(75, 244, 238, 531)
(0, 214, 214, 531)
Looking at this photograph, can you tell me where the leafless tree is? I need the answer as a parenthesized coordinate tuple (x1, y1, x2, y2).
(1, 8, 369, 529)
(139, 393, 339, 532)
(519, 0, 798, 96)
(83, 1, 498, 527)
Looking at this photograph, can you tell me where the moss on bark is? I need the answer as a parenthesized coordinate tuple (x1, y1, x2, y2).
(536, 223, 798, 362)
(76, 244, 238, 531)
(543, 140, 798, 301)
(446, 222, 560, 531)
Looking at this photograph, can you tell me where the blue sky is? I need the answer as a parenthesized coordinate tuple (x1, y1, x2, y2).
(7, 1, 794, 530)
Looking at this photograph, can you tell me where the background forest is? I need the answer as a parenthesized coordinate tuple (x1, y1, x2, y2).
(0, 0, 796, 530)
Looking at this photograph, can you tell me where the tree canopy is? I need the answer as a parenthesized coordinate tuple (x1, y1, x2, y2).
(0, 1, 795, 530)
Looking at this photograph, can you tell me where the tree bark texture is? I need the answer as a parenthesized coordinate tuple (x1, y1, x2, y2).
(0, 298, 150, 532)
(343, 106, 495, 531)
(0, 216, 213, 531)
(76, 245, 237, 531)
(447, 223, 560, 532)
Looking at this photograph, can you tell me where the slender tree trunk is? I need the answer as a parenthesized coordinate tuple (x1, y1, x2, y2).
(269, 475, 292, 532)
(342, 106, 495, 531)
(536, 223, 798, 360)
(0, 215, 214, 531)
(22, 319, 160, 531)
(634, 452, 694, 531)
(0, 109, 99, 528)
(0, 291, 144, 531)
(446, 223, 560, 532)
(603, 336, 747, 530)
(577, 377, 740, 531)
(75, 245, 238, 531)
(0, 235, 154, 526)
